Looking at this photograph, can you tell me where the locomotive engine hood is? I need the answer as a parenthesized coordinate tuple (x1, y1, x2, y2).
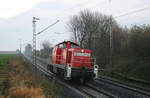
(68, 48, 92, 68)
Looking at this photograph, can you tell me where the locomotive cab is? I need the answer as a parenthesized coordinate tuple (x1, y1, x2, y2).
(50, 41, 98, 82)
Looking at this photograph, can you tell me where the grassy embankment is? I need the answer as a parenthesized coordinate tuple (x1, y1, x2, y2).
(0, 54, 60, 98)
(0, 54, 15, 70)
(0, 54, 16, 96)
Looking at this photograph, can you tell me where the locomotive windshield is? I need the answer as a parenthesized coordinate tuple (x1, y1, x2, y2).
(71, 44, 79, 48)
(59, 43, 66, 49)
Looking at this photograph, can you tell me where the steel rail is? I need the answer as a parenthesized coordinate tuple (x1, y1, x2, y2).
(74, 86, 97, 98)
(97, 77, 150, 97)
(86, 83, 118, 98)
(99, 76, 150, 93)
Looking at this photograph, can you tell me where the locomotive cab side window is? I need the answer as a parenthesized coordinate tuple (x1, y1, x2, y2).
(59, 44, 63, 49)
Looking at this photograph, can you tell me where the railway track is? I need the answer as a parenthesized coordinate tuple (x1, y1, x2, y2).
(21, 54, 114, 98)
(99, 76, 150, 92)
(93, 77, 150, 98)
(0, 73, 8, 87)
(21, 54, 150, 98)
(0, 73, 8, 78)
(36, 57, 119, 98)
(86, 83, 118, 98)
(75, 85, 108, 98)
(36, 55, 150, 98)
(99, 76, 150, 94)
(35, 58, 115, 98)
(35, 56, 118, 98)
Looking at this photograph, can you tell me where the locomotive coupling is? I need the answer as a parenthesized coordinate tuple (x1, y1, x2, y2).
(94, 65, 99, 79)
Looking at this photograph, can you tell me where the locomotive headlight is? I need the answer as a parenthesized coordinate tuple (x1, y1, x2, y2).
(95, 68, 98, 71)
(68, 64, 71, 70)
(81, 49, 84, 52)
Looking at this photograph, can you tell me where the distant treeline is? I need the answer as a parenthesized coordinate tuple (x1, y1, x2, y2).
(36, 41, 52, 59)
(0, 51, 17, 54)
(67, 9, 150, 81)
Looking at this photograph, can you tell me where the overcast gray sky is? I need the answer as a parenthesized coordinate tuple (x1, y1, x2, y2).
(0, 0, 150, 51)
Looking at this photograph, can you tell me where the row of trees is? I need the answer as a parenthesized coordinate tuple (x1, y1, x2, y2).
(36, 41, 53, 58)
(24, 41, 52, 59)
(67, 10, 150, 81)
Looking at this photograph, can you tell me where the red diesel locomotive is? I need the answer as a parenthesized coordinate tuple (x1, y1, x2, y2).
(47, 41, 98, 82)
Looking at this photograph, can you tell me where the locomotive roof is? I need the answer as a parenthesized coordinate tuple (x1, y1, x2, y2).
(56, 41, 79, 46)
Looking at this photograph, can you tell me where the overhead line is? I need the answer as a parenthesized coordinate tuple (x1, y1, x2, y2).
(36, 20, 59, 35)
(115, 6, 150, 18)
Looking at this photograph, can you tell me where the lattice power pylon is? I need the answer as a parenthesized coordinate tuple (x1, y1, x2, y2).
(32, 17, 40, 66)
(32, 17, 58, 66)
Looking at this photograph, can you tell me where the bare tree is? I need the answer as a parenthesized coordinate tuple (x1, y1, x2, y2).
(67, 9, 123, 66)
(67, 10, 111, 48)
